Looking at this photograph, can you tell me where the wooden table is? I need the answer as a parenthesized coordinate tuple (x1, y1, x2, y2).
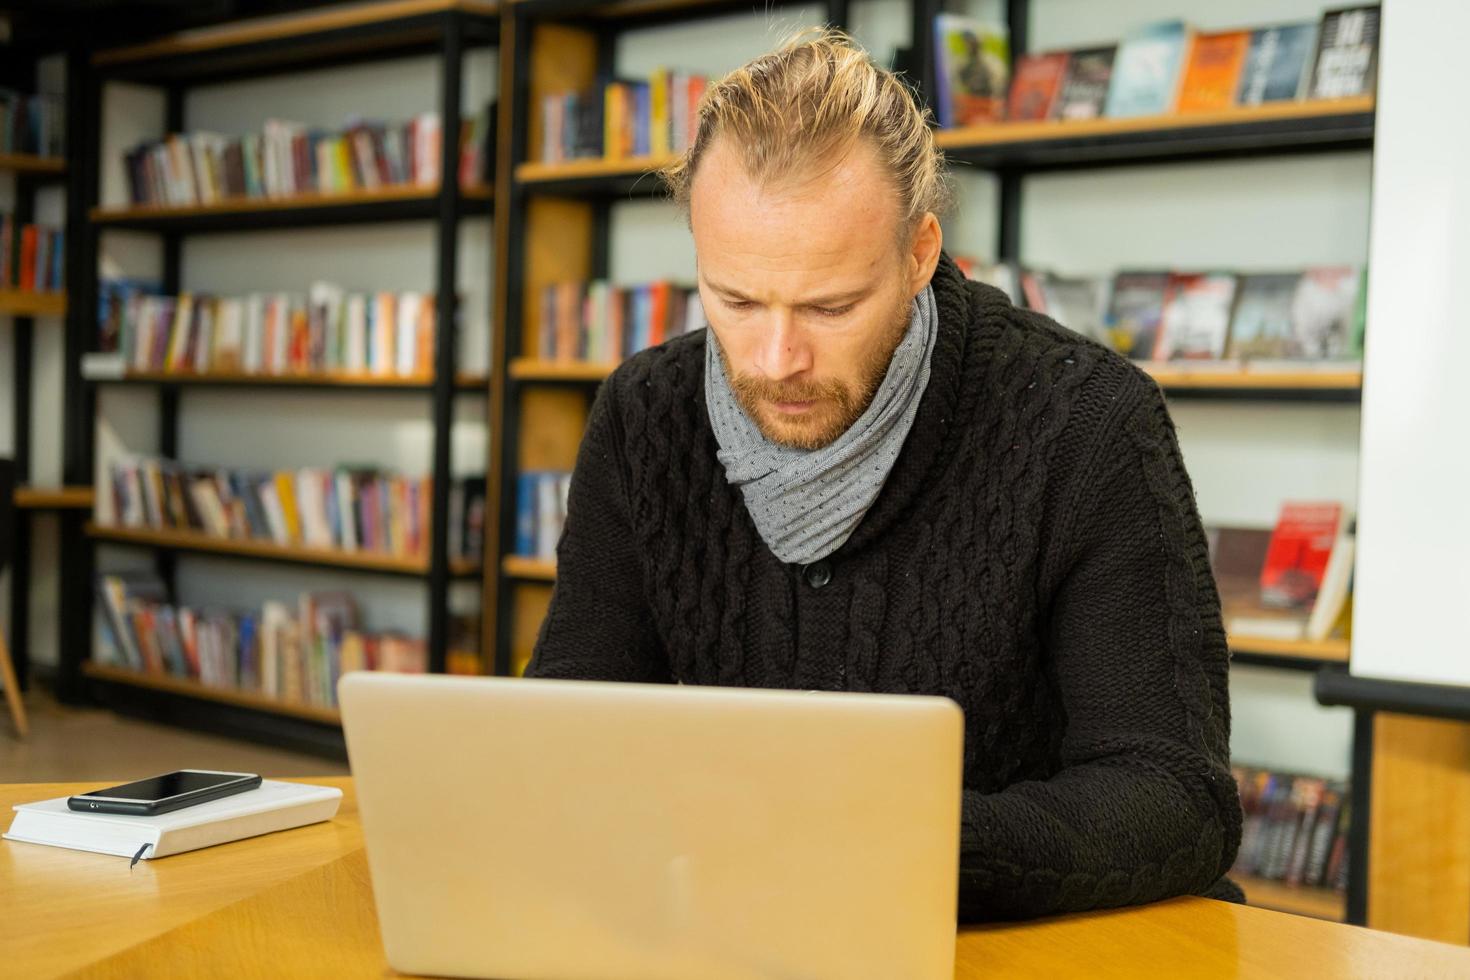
(5, 779, 1470, 978)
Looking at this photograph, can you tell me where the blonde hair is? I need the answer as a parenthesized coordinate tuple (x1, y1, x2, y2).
(660, 27, 952, 234)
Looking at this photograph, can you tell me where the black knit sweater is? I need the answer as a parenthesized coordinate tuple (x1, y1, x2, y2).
(526, 250, 1243, 921)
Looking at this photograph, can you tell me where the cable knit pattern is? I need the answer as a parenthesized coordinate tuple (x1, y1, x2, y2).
(527, 251, 1243, 921)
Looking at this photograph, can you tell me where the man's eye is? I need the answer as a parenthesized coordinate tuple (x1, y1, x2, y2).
(813, 305, 853, 317)
(725, 299, 754, 311)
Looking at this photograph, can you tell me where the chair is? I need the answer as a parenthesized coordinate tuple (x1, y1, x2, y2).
(0, 458, 29, 737)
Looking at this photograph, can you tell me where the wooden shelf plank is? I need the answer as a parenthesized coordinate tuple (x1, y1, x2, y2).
(87, 523, 481, 578)
(14, 486, 95, 510)
(0, 290, 67, 317)
(94, 0, 499, 68)
(1142, 364, 1362, 390)
(502, 556, 557, 581)
(508, 358, 616, 382)
(103, 370, 438, 388)
(1235, 872, 1345, 922)
(90, 184, 441, 225)
(82, 661, 342, 725)
(88, 522, 447, 575)
(516, 153, 679, 184)
(1229, 634, 1351, 664)
(0, 153, 67, 175)
(936, 97, 1376, 151)
(508, 358, 1359, 396)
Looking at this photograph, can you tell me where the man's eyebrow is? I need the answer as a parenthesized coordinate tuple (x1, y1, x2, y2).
(702, 280, 871, 306)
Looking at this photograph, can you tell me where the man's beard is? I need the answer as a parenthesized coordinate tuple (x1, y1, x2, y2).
(724, 296, 913, 451)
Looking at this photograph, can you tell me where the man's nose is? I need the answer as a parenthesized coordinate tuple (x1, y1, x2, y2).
(756, 309, 813, 381)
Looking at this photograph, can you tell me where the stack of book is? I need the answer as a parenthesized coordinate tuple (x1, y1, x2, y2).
(514, 471, 571, 561)
(954, 258, 1365, 368)
(0, 215, 65, 292)
(538, 279, 702, 363)
(121, 104, 495, 207)
(541, 69, 708, 163)
(0, 88, 65, 157)
(1232, 764, 1350, 893)
(90, 280, 442, 379)
(939, 5, 1379, 128)
(102, 456, 485, 565)
(93, 573, 483, 708)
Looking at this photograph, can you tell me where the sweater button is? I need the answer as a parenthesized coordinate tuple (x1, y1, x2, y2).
(804, 561, 833, 589)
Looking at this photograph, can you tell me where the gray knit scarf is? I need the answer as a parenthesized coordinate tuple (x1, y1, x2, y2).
(704, 284, 938, 565)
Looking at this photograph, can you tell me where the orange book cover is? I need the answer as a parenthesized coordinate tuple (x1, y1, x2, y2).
(19, 224, 38, 292)
(648, 281, 670, 346)
(1006, 52, 1070, 120)
(274, 473, 303, 543)
(288, 306, 310, 372)
(416, 297, 435, 375)
(1177, 31, 1251, 113)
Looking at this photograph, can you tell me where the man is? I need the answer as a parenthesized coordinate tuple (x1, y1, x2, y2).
(526, 29, 1242, 921)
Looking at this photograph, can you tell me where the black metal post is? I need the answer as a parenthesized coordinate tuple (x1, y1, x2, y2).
(427, 11, 465, 674)
(1345, 709, 1373, 926)
(493, 6, 534, 677)
(825, 0, 850, 31)
(8, 166, 36, 690)
(910, 0, 939, 109)
(9, 319, 33, 691)
(995, 0, 1028, 266)
(57, 48, 100, 703)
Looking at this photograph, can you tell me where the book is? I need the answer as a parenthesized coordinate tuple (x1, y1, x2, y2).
(1232, 765, 1350, 891)
(1309, 6, 1381, 100)
(1104, 271, 1173, 359)
(1053, 47, 1116, 121)
(1020, 271, 1108, 345)
(1291, 267, 1360, 359)
(933, 15, 1010, 128)
(1306, 528, 1355, 643)
(1236, 22, 1319, 105)
(1105, 21, 1191, 118)
(4, 780, 342, 860)
(1176, 31, 1251, 113)
(1006, 52, 1070, 121)
(1261, 502, 1346, 610)
(1155, 273, 1238, 360)
(1225, 273, 1302, 360)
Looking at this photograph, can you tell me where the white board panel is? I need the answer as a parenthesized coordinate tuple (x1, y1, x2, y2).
(1352, 1, 1470, 687)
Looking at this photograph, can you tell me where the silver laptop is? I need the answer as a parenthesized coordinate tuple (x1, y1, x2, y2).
(339, 673, 963, 980)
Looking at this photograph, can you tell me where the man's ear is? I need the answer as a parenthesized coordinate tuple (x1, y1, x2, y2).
(907, 212, 943, 296)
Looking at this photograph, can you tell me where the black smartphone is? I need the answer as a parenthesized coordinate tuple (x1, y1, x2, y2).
(67, 770, 263, 816)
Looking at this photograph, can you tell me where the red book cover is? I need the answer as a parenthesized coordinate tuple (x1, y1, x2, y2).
(19, 224, 38, 292)
(1006, 52, 1070, 120)
(1260, 502, 1343, 608)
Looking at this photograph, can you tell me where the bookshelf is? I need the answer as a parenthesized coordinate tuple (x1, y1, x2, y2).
(3, 56, 77, 701)
(58, 0, 502, 750)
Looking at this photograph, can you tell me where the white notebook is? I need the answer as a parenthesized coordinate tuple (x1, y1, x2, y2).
(3, 779, 342, 860)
